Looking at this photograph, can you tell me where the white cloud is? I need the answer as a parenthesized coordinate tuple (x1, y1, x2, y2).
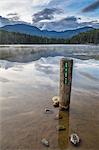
(0, 0, 99, 30)
(33, 16, 99, 31)
(0, 0, 52, 23)
(32, 0, 51, 6)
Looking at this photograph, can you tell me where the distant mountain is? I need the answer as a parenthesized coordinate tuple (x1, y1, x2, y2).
(0, 16, 29, 27)
(0, 24, 94, 39)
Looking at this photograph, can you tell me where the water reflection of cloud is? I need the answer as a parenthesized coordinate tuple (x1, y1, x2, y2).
(0, 60, 14, 69)
(79, 71, 99, 82)
(12, 66, 24, 72)
(75, 59, 99, 69)
(35, 63, 56, 74)
(0, 77, 9, 83)
(0, 56, 99, 96)
(34, 57, 60, 86)
(0, 60, 24, 70)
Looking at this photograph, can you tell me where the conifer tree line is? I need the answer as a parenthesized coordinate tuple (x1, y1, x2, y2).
(0, 29, 99, 44)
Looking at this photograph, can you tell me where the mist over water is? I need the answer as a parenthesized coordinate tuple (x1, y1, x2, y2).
(0, 44, 99, 62)
(0, 45, 99, 150)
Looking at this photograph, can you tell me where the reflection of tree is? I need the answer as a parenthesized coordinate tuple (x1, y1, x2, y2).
(58, 111, 69, 150)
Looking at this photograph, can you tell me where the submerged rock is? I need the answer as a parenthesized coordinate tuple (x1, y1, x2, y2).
(53, 101, 59, 107)
(57, 125, 66, 131)
(70, 133, 80, 146)
(52, 96, 59, 107)
(44, 108, 53, 114)
(55, 114, 63, 120)
(45, 108, 50, 112)
(52, 96, 59, 103)
(41, 138, 49, 147)
(59, 105, 69, 111)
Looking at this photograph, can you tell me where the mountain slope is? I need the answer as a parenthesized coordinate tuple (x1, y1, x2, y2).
(0, 29, 65, 44)
(66, 29, 99, 44)
(1, 24, 93, 39)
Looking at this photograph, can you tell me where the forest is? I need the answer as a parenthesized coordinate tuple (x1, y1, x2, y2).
(0, 30, 65, 44)
(0, 29, 99, 44)
(66, 29, 99, 44)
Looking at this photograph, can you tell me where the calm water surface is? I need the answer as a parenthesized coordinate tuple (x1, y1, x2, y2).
(0, 45, 99, 150)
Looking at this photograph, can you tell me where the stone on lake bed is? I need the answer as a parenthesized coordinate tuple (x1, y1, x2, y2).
(52, 96, 59, 103)
(44, 108, 53, 114)
(70, 133, 80, 146)
(55, 114, 63, 120)
(52, 96, 59, 107)
(53, 101, 59, 107)
(57, 125, 66, 131)
(45, 108, 50, 112)
(41, 138, 49, 147)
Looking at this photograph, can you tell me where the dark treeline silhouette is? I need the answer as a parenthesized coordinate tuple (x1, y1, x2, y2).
(0, 29, 99, 44)
(0, 30, 65, 44)
(66, 29, 99, 44)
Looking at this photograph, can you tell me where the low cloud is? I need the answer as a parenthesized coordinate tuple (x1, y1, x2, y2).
(32, 8, 63, 23)
(0, 14, 99, 31)
(0, 16, 11, 27)
(0, 15, 26, 27)
(7, 13, 18, 16)
(33, 16, 81, 31)
(82, 0, 99, 12)
(7, 13, 20, 21)
(32, 0, 51, 6)
(63, 16, 77, 21)
(33, 16, 99, 31)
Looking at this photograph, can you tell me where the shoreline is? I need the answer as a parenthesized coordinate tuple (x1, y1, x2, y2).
(0, 43, 99, 47)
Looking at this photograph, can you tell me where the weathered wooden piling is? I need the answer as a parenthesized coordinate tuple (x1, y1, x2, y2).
(59, 58, 73, 110)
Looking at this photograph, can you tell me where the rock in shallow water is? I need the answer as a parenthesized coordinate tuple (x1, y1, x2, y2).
(41, 138, 49, 147)
(70, 133, 80, 146)
(57, 125, 66, 131)
(53, 101, 59, 107)
(52, 96, 59, 107)
(44, 108, 53, 114)
(52, 96, 59, 103)
(55, 114, 63, 120)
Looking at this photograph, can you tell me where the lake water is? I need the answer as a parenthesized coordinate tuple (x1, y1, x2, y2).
(0, 45, 99, 150)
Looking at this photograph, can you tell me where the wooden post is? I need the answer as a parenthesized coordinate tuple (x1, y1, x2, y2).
(59, 58, 73, 111)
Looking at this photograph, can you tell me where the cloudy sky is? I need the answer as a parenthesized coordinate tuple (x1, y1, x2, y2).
(0, 0, 99, 31)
